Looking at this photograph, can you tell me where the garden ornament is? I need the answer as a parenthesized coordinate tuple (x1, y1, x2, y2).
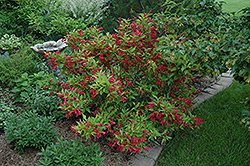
(30, 38, 68, 78)
(30, 38, 68, 55)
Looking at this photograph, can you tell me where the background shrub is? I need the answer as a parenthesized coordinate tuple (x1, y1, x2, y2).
(0, 0, 106, 40)
(4, 111, 58, 153)
(38, 137, 105, 166)
(100, 0, 166, 33)
(56, 0, 108, 24)
(0, 0, 45, 37)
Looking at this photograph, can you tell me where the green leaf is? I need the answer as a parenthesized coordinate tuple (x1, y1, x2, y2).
(21, 81, 28, 86)
(20, 92, 28, 98)
(11, 88, 21, 93)
(21, 73, 28, 79)
(14, 78, 24, 83)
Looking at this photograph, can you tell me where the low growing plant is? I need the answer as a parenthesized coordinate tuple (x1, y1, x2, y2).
(11, 71, 46, 102)
(0, 45, 39, 88)
(0, 51, 9, 60)
(240, 97, 250, 131)
(0, 101, 14, 129)
(44, 13, 202, 154)
(11, 71, 63, 118)
(22, 85, 63, 119)
(4, 111, 58, 153)
(37, 136, 105, 166)
(0, 34, 22, 54)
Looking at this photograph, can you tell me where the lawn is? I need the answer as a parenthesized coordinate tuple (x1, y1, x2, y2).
(156, 80, 250, 165)
(216, 0, 250, 13)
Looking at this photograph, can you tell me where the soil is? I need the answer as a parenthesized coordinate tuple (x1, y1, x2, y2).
(0, 118, 130, 166)
(0, 74, 219, 166)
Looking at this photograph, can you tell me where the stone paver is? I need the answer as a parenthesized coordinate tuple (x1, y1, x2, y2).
(127, 71, 234, 166)
(127, 146, 163, 166)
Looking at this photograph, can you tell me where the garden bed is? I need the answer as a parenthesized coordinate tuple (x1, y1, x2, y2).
(0, 74, 218, 166)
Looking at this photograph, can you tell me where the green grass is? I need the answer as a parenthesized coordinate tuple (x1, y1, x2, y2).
(156, 80, 250, 166)
(216, 0, 250, 13)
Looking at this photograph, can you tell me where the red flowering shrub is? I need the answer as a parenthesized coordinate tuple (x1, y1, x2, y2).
(44, 13, 202, 154)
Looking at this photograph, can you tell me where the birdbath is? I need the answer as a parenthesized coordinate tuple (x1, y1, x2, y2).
(30, 38, 68, 77)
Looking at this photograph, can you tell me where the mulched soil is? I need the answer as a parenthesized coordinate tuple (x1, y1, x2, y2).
(0, 118, 130, 166)
(0, 74, 219, 166)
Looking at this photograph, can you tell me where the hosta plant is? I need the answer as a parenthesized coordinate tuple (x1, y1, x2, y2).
(44, 13, 202, 154)
(0, 34, 22, 54)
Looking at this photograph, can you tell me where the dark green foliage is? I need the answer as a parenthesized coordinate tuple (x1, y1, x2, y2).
(226, 6, 250, 84)
(37, 137, 105, 166)
(156, 0, 225, 37)
(0, 0, 88, 40)
(100, 0, 166, 33)
(153, 0, 228, 76)
(22, 85, 63, 119)
(153, 0, 250, 80)
(11, 72, 46, 102)
(28, 10, 88, 41)
(0, 45, 39, 88)
(0, 0, 43, 37)
(4, 112, 58, 153)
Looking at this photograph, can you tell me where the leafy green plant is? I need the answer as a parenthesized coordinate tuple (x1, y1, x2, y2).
(0, 51, 9, 60)
(241, 109, 250, 131)
(11, 71, 46, 102)
(37, 136, 105, 166)
(240, 97, 250, 131)
(0, 101, 14, 129)
(22, 85, 63, 119)
(0, 34, 22, 54)
(28, 11, 88, 41)
(153, 0, 228, 76)
(0, 45, 40, 88)
(4, 111, 58, 153)
(11, 71, 63, 118)
(0, 0, 47, 37)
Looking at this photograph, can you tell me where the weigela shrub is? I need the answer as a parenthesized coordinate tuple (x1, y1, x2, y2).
(4, 112, 57, 153)
(44, 13, 202, 154)
(37, 136, 105, 166)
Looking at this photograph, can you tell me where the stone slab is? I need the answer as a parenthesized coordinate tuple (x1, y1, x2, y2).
(127, 146, 163, 166)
